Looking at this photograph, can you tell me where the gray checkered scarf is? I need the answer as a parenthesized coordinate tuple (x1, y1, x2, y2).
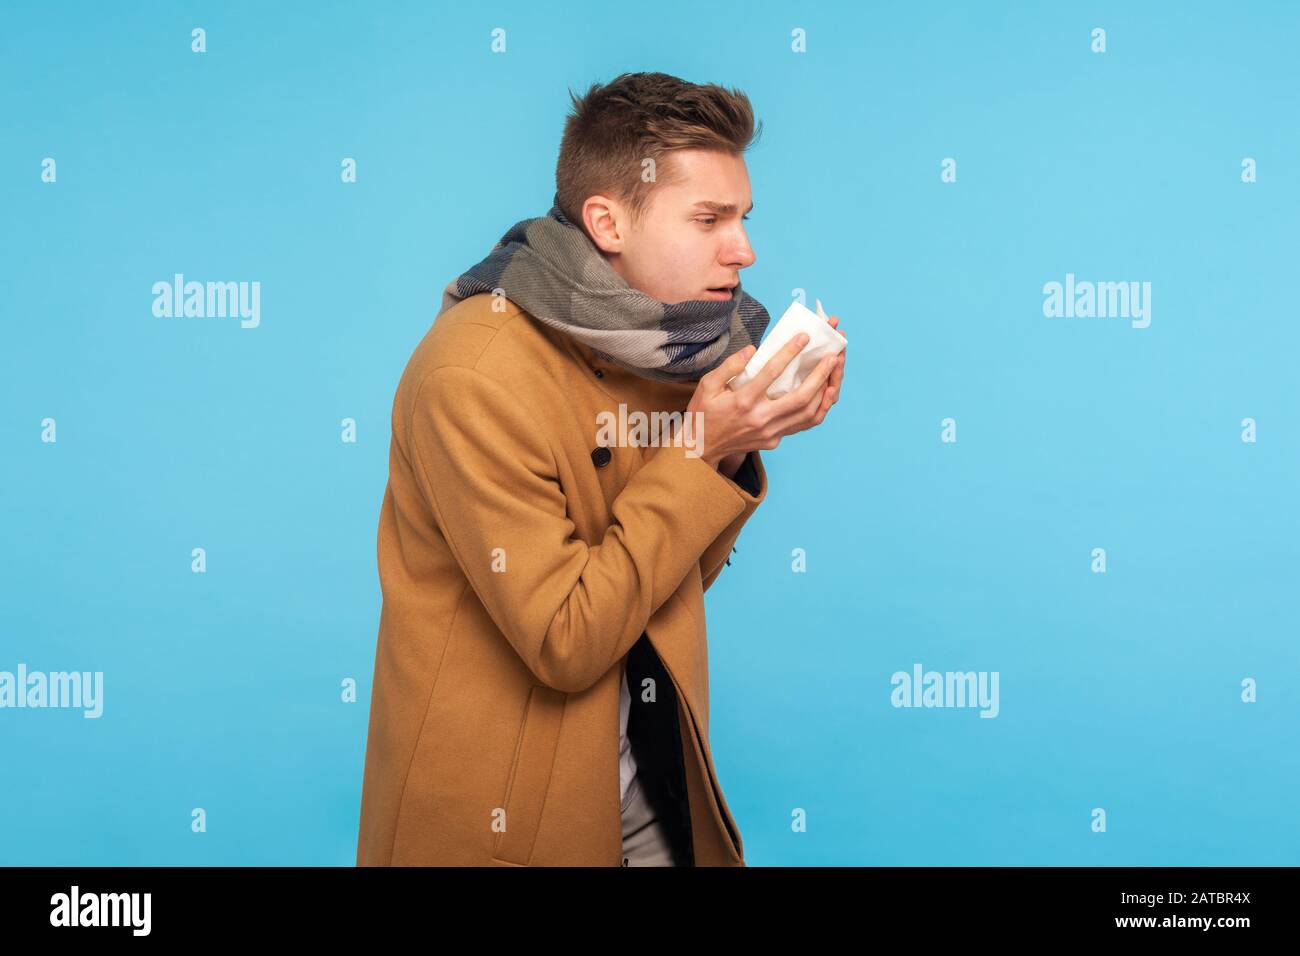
(438, 195, 771, 383)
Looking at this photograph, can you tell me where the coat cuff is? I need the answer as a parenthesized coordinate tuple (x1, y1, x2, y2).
(726, 451, 762, 497)
(700, 451, 767, 590)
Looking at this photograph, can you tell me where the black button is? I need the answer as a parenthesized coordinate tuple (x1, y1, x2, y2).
(591, 446, 612, 468)
(593, 367, 604, 378)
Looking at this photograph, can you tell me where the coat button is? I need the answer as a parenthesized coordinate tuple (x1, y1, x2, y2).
(591, 446, 612, 468)
(593, 367, 604, 378)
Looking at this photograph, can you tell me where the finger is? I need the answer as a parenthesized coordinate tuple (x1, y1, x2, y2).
(811, 353, 842, 409)
(744, 332, 809, 399)
(709, 345, 756, 391)
(829, 319, 847, 369)
(767, 352, 836, 417)
(768, 369, 829, 435)
(823, 334, 846, 393)
(820, 368, 842, 416)
(775, 354, 843, 434)
(821, 378, 838, 414)
(827, 350, 845, 399)
(795, 351, 845, 428)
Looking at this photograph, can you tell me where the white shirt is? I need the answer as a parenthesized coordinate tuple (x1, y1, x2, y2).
(619, 659, 638, 811)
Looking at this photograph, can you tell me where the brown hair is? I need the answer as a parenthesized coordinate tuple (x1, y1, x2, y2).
(555, 72, 761, 232)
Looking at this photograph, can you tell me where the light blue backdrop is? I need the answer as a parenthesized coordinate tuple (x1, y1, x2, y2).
(3, 0, 1296, 865)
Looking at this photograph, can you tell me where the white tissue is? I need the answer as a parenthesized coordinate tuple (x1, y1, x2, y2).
(726, 297, 846, 399)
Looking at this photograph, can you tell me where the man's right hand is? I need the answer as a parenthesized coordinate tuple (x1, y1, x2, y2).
(686, 332, 839, 469)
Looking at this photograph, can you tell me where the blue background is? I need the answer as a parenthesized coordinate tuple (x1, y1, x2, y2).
(3, 0, 1296, 865)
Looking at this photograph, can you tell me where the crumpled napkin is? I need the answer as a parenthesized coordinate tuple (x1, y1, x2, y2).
(726, 297, 846, 399)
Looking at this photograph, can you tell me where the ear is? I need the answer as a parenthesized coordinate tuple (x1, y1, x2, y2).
(582, 195, 626, 254)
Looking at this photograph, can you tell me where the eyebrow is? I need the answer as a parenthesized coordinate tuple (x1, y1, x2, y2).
(692, 200, 754, 215)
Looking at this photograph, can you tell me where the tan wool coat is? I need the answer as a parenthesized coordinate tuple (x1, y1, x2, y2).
(356, 291, 767, 866)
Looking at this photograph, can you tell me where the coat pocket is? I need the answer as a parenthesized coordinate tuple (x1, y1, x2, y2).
(491, 684, 566, 865)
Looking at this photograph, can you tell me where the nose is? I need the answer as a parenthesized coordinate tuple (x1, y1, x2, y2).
(725, 222, 757, 270)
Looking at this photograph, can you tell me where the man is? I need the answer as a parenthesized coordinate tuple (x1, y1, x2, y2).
(356, 72, 845, 867)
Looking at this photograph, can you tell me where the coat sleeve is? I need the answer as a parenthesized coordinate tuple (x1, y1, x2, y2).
(405, 365, 755, 694)
(700, 450, 767, 593)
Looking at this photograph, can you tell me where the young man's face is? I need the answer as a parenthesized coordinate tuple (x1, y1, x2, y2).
(583, 148, 756, 306)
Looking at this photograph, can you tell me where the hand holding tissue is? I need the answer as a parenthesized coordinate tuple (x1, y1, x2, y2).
(727, 298, 847, 399)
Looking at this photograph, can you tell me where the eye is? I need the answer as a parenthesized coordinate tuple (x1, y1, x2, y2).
(696, 214, 750, 226)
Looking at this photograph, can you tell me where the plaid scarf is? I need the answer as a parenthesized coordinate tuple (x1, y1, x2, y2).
(438, 195, 771, 383)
